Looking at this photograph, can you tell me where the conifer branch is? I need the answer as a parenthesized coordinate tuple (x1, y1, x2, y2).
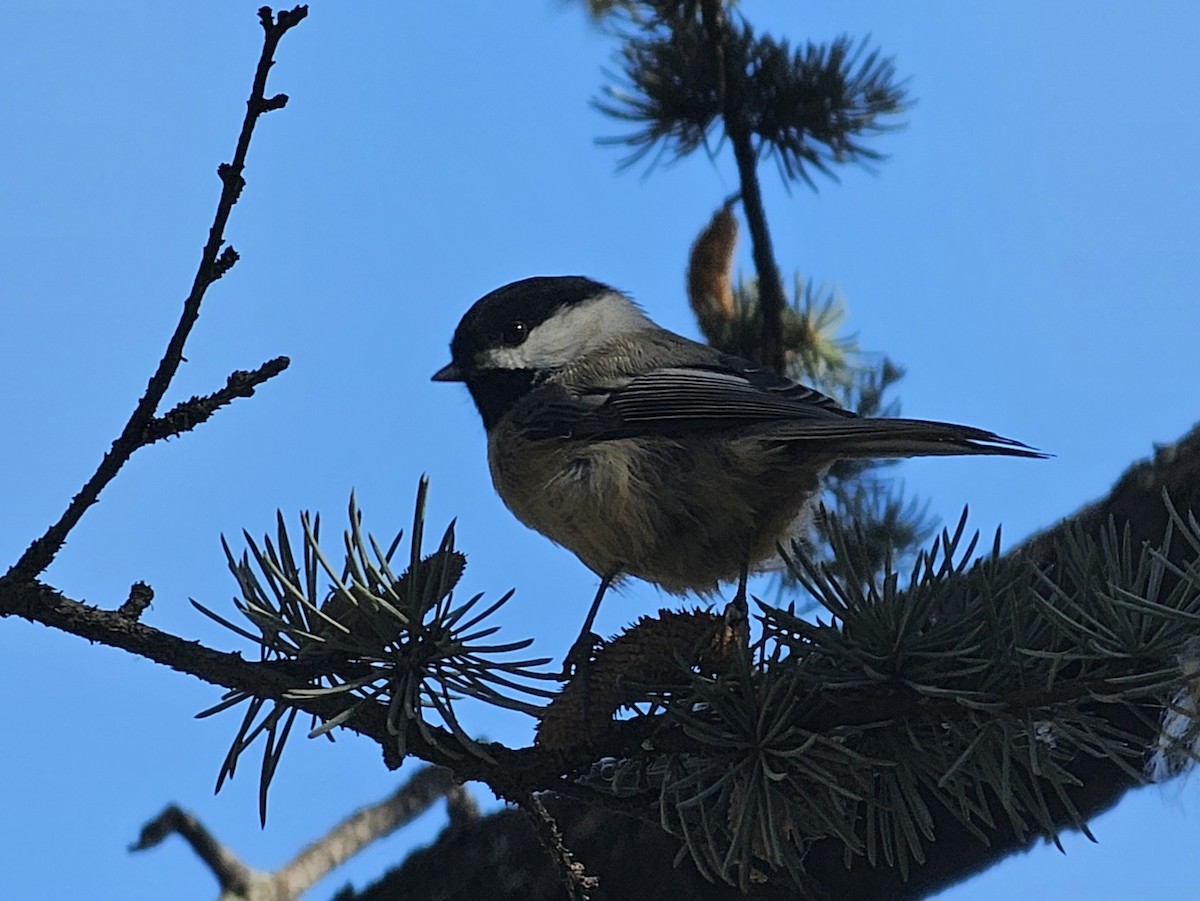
(699, 0, 787, 373)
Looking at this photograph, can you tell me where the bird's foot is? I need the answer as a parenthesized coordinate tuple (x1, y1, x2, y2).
(725, 585, 749, 622)
(722, 588, 750, 648)
(561, 629, 603, 681)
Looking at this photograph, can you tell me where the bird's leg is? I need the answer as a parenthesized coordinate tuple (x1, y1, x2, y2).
(723, 556, 751, 645)
(562, 573, 614, 679)
(732, 558, 749, 610)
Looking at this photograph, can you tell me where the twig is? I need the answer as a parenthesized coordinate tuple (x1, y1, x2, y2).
(141, 356, 291, 444)
(3, 6, 307, 585)
(275, 766, 458, 897)
(118, 581, 155, 620)
(699, 0, 787, 375)
(131, 804, 256, 896)
(521, 793, 599, 901)
(133, 768, 466, 901)
(0, 577, 657, 797)
(446, 783, 482, 828)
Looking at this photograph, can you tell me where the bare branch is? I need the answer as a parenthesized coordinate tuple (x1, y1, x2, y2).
(133, 767, 463, 901)
(141, 356, 291, 444)
(118, 581, 155, 620)
(4, 6, 308, 584)
(521, 793, 599, 901)
(131, 804, 256, 896)
(276, 766, 458, 897)
(0, 576, 660, 801)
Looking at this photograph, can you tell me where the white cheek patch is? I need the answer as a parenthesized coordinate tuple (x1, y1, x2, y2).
(478, 292, 653, 371)
(482, 344, 541, 371)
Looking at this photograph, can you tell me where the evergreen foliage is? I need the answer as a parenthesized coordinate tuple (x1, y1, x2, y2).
(595, 2, 907, 186)
(208, 489, 1200, 892)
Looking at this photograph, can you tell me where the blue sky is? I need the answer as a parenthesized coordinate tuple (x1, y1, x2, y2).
(1, 3, 1197, 899)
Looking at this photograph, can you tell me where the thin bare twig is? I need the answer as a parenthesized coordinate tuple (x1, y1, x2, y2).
(133, 769, 463, 901)
(141, 356, 291, 444)
(3, 6, 308, 585)
(118, 581, 155, 620)
(0, 577, 660, 798)
(521, 793, 599, 901)
(131, 804, 256, 896)
(276, 766, 458, 897)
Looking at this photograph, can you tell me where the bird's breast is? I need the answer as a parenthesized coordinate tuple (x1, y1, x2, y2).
(485, 430, 824, 594)
(487, 432, 659, 577)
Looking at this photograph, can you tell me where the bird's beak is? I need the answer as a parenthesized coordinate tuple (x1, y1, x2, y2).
(431, 362, 465, 382)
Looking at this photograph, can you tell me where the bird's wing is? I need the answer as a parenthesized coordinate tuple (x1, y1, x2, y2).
(520, 360, 853, 440)
(517, 357, 1044, 459)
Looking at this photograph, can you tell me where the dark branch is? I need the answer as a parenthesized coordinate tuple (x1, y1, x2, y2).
(0, 576, 658, 801)
(211, 245, 241, 282)
(260, 93, 290, 113)
(521, 794, 600, 901)
(699, 0, 787, 374)
(3, 6, 307, 585)
(118, 581, 155, 620)
(141, 356, 290, 444)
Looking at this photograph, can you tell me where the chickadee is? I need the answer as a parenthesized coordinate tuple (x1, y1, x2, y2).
(433, 276, 1041, 664)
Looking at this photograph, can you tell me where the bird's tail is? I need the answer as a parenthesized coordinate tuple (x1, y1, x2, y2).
(773, 418, 1046, 459)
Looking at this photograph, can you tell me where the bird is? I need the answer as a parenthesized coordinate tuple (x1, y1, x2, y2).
(432, 275, 1042, 671)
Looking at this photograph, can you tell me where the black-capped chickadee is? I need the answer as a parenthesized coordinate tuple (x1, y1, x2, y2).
(433, 276, 1042, 666)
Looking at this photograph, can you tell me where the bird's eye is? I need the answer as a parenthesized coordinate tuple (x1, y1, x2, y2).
(502, 320, 528, 345)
